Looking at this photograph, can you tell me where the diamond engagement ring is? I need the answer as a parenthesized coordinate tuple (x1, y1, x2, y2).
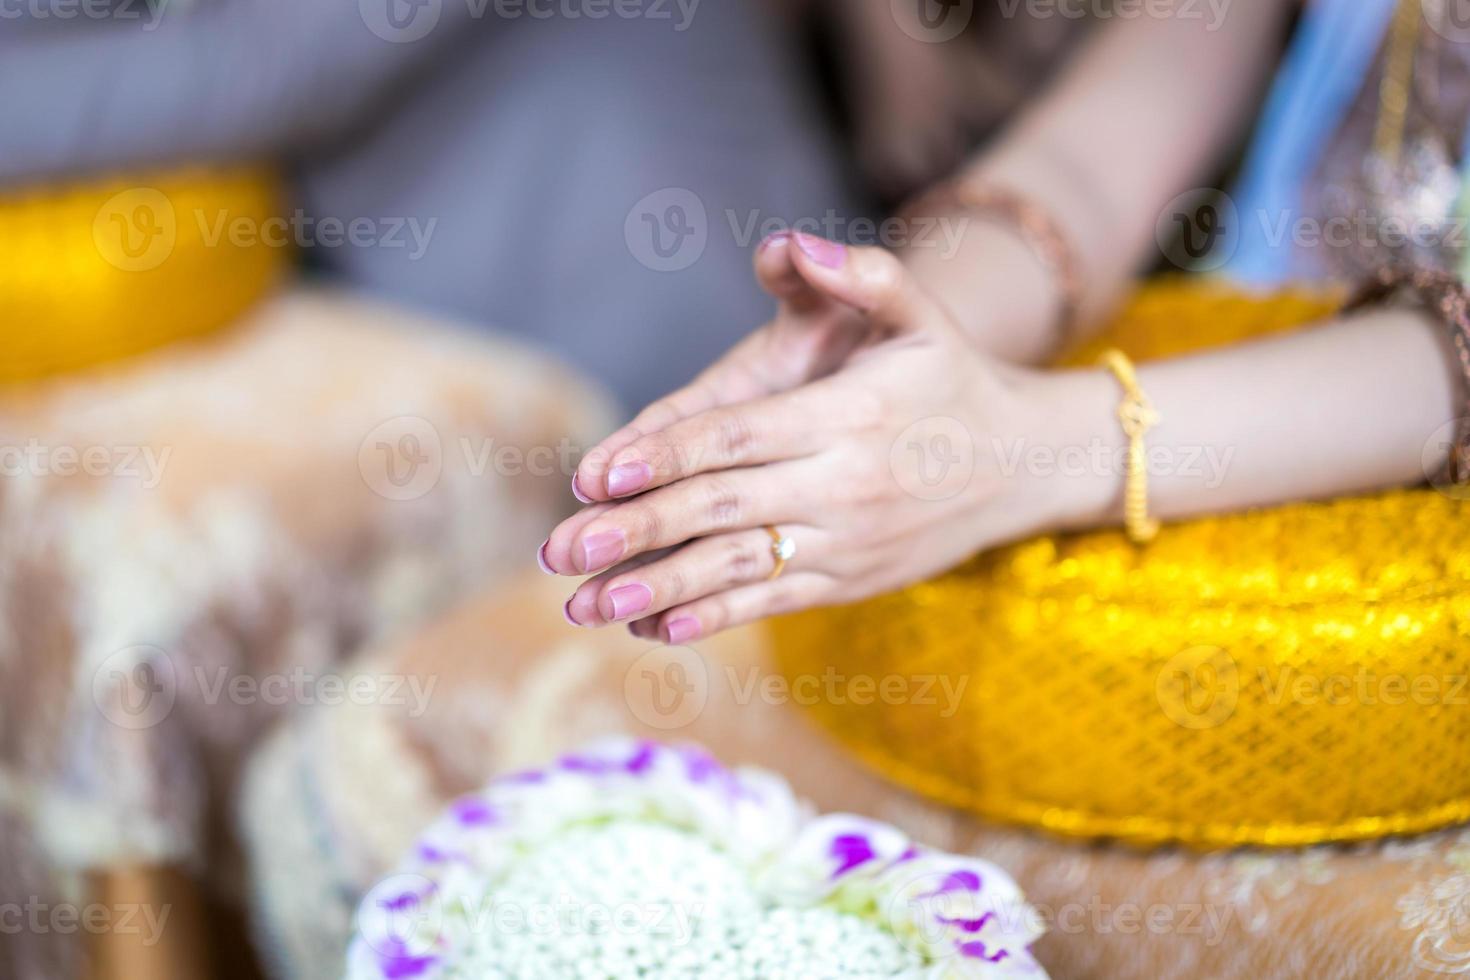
(765, 526, 796, 580)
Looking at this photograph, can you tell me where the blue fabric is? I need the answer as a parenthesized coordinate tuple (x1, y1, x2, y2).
(1225, 0, 1400, 285)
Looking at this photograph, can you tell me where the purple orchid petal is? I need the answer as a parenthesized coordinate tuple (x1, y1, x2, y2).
(829, 833, 878, 878)
(376, 939, 439, 979)
(450, 797, 498, 827)
(920, 869, 983, 898)
(956, 939, 1010, 963)
(937, 911, 994, 934)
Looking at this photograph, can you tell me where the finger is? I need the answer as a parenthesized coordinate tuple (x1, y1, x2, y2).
(637, 571, 832, 645)
(560, 465, 802, 574)
(567, 524, 822, 626)
(563, 547, 671, 627)
(538, 502, 615, 575)
(574, 336, 778, 503)
(754, 230, 825, 312)
(595, 386, 837, 499)
(789, 232, 942, 337)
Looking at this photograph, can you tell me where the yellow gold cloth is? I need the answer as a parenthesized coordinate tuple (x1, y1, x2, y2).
(0, 168, 288, 384)
(773, 280, 1470, 849)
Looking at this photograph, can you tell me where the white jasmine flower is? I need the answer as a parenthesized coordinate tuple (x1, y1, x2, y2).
(346, 738, 1048, 980)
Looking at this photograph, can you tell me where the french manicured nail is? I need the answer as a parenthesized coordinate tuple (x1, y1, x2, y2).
(580, 530, 626, 572)
(571, 472, 593, 504)
(795, 232, 846, 269)
(563, 598, 580, 627)
(758, 230, 793, 253)
(536, 540, 554, 575)
(665, 616, 701, 645)
(605, 583, 653, 620)
(606, 461, 652, 497)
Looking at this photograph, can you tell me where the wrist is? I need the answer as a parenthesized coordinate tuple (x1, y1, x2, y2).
(1004, 366, 1127, 534)
(902, 221, 1061, 364)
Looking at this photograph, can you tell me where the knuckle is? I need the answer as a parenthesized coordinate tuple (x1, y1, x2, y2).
(629, 504, 663, 545)
(658, 565, 689, 603)
(723, 536, 764, 583)
(702, 476, 743, 530)
(638, 434, 682, 478)
(865, 254, 907, 307)
(713, 409, 756, 463)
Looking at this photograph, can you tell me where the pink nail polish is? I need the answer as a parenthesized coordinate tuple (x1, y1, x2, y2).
(571, 472, 593, 504)
(580, 530, 626, 572)
(606, 461, 653, 497)
(758, 230, 793, 253)
(537, 540, 554, 575)
(563, 598, 580, 627)
(605, 583, 654, 620)
(794, 232, 846, 269)
(664, 616, 700, 645)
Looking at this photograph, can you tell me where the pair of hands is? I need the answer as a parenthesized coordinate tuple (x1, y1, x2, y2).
(537, 232, 1099, 643)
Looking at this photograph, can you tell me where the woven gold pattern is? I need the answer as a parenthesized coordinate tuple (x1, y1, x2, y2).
(0, 168, 288, 383)
(772, 280, 1470, 849)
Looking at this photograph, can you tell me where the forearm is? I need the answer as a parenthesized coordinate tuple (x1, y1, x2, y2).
(1029, 307, 1461, 531)
(0, 2, 482, 184)
(908, 1, 1294, 362)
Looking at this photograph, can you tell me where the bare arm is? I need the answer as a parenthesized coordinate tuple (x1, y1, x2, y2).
(905, 1, 1297, 362)
(1036, 307, 1460, 529)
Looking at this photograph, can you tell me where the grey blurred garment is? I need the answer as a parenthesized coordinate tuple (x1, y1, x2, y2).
(0, 0, 855, 410)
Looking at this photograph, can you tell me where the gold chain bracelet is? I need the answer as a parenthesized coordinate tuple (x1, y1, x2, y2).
(1098, 348, 1161, 543)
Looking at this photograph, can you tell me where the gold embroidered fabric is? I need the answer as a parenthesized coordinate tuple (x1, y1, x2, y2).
(0, 168, 288, 383)
(773, 280, 1470, 849)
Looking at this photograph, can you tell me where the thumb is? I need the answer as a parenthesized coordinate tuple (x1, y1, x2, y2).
(787, 232, 941, 336)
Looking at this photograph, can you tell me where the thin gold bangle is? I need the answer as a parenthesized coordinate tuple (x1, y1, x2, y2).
(1098, 348, 1161, 544)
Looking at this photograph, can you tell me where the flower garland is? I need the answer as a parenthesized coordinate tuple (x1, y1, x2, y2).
(345, 738, 1049, 979)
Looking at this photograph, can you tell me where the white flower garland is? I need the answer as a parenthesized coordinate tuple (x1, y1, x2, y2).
(345, 738, 1049, 980)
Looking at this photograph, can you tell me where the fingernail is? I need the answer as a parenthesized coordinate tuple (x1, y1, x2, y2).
(758, 230, 793, 253)
(604, 583, 653, 621)
(571, 472, 593, 504)
(580, 530, 626, 572)
(563, 597, 580, 627)
(536, 540, 554, 575)
(606, 461, 652, 497)
(665, 616, 701, 645)
(795, 232, 846, 269)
